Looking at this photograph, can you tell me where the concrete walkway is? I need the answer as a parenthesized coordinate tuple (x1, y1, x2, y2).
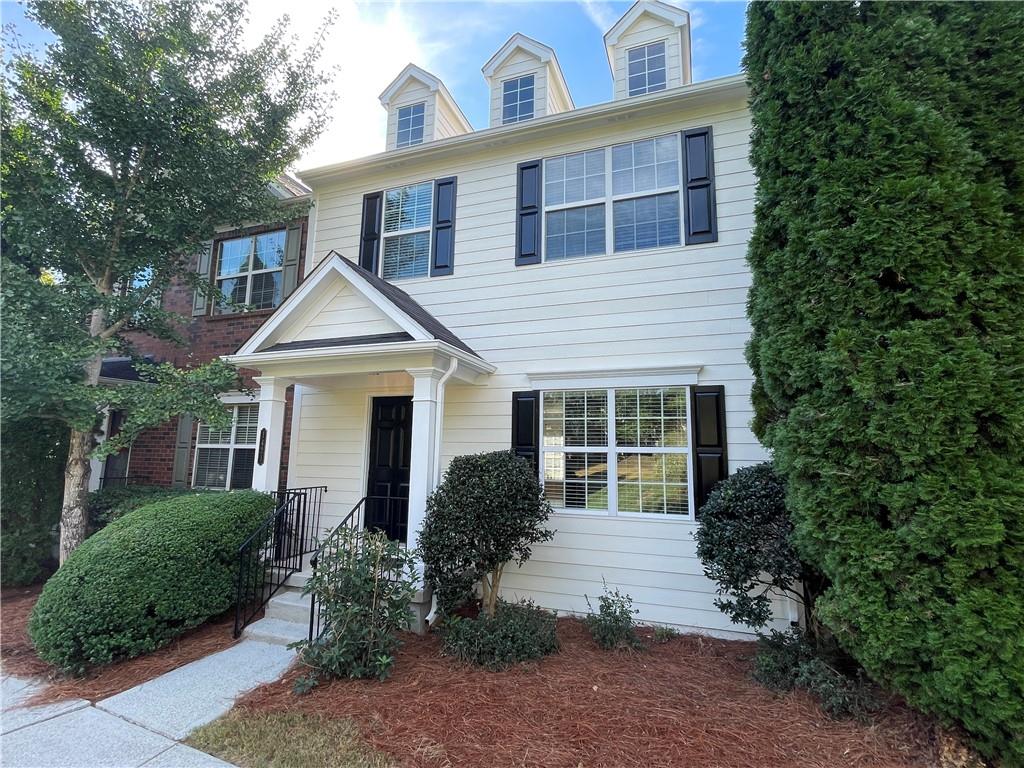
(2, 640, 295, 767)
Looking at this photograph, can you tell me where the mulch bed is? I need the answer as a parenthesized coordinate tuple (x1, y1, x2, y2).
(238, 619, 939, 768)
(1, 585, 242, 705)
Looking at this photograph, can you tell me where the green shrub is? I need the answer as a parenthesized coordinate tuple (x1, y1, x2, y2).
(652, 625, 679, 644)
(420, 451, 553, 617)
(694, 462, 826, 636)
(584, 582, 642, 651)
(441, 600, 559, 670)
(744, 3, 1024, 759)
(87, 484, 196, 532)
(295, 528, 418, 683)
(1, 420, 66, 586)
(28, 490, 274, 673)
(755, 629, 877, 720)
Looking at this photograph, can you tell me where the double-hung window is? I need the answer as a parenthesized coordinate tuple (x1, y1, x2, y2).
(381, 181, 433, 280)
(214, 230, 286, 313)
(627, 41, 667, 97)
(193, 404, 258, 490)
(611, 135, 681, 252)
(502, 75, 535, 125)
(396, 103, 425, 148)
(541, 387, 692, 517)
(543, 149, 606, 260)
(540, 134, 681, 261)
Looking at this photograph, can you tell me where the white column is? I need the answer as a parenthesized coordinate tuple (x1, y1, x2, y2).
(406, 367, 443, 556)
(251, 376, 291, 492)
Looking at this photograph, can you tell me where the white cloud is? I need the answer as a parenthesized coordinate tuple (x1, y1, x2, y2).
(577, 0, 617, 32)
(244, 1, 455, 171)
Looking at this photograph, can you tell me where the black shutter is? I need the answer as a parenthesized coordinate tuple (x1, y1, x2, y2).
(359, 191, 383, 273)
(515, 160, 542, 266)
(511, 390, 540, 475)
(691, 385, 728, 516)
(431, 176, 457, 276)
(682, 127, 718, 245)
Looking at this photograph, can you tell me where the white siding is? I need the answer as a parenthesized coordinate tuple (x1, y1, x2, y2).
(285, 280, 403, 343)
(611, 14, 686, 100)
(293, 92, 780, 637)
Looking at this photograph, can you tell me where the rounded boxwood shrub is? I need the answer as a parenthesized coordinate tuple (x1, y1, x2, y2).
(87, 484, 200, 533)
(29, 490, 274, 673)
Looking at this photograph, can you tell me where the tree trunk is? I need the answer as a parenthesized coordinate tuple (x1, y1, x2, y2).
(58, 306, 107, 564)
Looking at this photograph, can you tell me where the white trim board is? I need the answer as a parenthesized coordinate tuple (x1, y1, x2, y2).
(528, 365, 701, 391)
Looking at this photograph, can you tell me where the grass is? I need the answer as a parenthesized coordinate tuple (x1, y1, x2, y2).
(187, 710, 395, 768)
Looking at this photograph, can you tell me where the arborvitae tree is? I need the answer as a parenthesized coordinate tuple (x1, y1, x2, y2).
(744, 2, 1024, 762)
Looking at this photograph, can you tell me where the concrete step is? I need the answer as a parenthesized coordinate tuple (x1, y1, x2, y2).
(265, 589, 313, 624)
(284, 571, 313, 589)
(242, 617, 309, 647)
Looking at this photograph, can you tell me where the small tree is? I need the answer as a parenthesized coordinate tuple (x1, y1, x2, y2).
(420, 451, 554, 618)
(694, 462, 827, 642)
(2, 0, 332, 561)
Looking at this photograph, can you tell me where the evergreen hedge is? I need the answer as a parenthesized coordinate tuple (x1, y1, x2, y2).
(29, 491, 274, 673)
(744, 3, 1024, 762)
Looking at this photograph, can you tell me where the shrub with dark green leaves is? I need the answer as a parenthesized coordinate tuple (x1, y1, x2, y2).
(694, 462, 827, 638)
(744, 3, 1024, 760)
(295, 528, 418, 684)
(755, 629, 877, 720)
(29, 491, 274, 673)
(441, 599, 559, 670)
(420, 450, 553, 617)
(584, 583, 642, 651)
(87, 484, 197, 532)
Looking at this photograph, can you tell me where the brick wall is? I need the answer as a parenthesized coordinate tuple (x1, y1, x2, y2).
(121, 217, 307, 490)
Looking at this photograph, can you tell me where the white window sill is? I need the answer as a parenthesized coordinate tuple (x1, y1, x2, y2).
(550, 507, 697, 524)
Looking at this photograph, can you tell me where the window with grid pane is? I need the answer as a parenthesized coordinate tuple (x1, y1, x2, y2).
(544, 149, 605, 261)
(540, 387, 690, 517)
(381, 181, 433, 280)
(502, 75, 535, 125)
(396, 103, 425, 148)
(193, 404, 258, 490)
(627, 41, 667, 97)
(612, 135, 681, 253)
(214, 231, 285, 313)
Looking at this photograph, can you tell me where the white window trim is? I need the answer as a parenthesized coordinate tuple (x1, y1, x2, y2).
(396, 102, 426, 148)
(626, 38, 669, 98)
(380, 179, 435, 281)
(192, 402, 259, 490)
(538, 384, 696, 521)
(214, 230, 286, 313)
(501, 74, 535, 125)
(541, 132, 685, 262)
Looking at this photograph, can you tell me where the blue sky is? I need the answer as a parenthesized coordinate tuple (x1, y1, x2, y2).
(3, 0, 747, 168)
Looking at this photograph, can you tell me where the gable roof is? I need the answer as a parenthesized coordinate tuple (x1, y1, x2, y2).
(234, 252, 479, 358)
(603, 0, 691, 69)
(378, 64, 473, 133)
(481, 33, 574, 110)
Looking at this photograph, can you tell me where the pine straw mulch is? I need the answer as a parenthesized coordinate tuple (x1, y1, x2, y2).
(1, 585, 241, 706)
(238, 619, 939, 768)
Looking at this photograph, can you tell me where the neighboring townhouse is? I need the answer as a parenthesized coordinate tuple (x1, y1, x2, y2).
(226, 0, 792, 637)
(94, 175, 311, 492)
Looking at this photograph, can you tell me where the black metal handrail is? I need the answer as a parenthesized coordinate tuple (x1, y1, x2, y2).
(305, 495, 408, 643)
(233, 486, 327, 638)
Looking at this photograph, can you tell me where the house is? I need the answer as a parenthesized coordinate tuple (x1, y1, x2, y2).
(128, 0, 794, 638)
(93, 175, 312, 491)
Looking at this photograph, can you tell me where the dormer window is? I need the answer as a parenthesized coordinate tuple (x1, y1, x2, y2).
(628, 41, 667, 97)
(396, 103, 425, 148)
(502, 74, 535, 125)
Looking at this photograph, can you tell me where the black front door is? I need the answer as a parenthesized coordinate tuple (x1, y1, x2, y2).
(365, 396, 412, 542)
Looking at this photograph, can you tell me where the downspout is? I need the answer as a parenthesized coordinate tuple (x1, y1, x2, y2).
(425, 355, 459, 627)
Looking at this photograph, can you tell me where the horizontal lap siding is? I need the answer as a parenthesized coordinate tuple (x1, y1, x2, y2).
(302, 95, 776, 635)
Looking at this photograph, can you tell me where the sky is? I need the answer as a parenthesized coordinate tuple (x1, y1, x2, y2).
(2, 0, 748, 171)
